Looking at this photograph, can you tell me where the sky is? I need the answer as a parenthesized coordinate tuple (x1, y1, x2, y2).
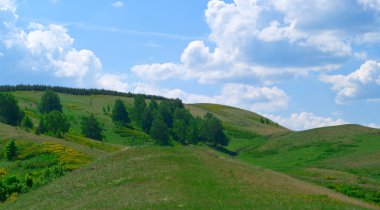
(1, 0, 380, 130)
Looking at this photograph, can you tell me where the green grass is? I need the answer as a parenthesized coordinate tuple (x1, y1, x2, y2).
(235, 124, 380, 204)
(2, 92, 380, 208)
(12, 91, 145, 146)
(1, 146, 374, 210)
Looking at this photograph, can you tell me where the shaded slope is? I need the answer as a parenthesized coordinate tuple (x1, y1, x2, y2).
(2, 146, 376, 210)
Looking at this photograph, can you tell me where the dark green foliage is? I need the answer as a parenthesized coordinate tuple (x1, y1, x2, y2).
(0, 84, 167, 100)
(112, 99, 131, 127)
(39, 90, 63, 114)
(81, 113, 104, 141)
(202, 113, 229, 147)
(26, 173, 33, 188)
(265, 118, 270, 124)
(21, 115, 34, 129)
(260, 117, 265, 124)
(132, 95, 147, 128)
(35, 116, 46, 135)
(0, 92, 23, 126)
(0, 175, 27, 201)
(150, 117, 170, 146)
(44, 111, 70, 137)
(172, 119, 187, 144)
(158, 101, 174, 128)
(3, 140, 18, 161)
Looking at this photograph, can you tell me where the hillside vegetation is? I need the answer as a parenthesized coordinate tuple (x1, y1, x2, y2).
(0, 88, 379, 209)
(2, 146, 375, 210)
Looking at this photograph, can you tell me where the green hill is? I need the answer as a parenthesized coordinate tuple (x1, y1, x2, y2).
(2, 146, 375, 210)
(0, 90, 379, 209)
(234, 124, 380, 204)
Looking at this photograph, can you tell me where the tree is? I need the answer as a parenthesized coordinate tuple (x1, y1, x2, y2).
(158, 101, 174, 128)
(150, 117, 170, 146)
(202, 113, 229, 147)
(260, 117, 265, 124)
(132, 95, 147, 128)
(0, 93, 23, 126)
(112, 99, 130, 127)
(21, 115, 34, 129)
(172, 109, 193, 144)
(81, 113, 104, 141)
(172, 119, 187, 144)
(265, 118, 270, 124)
(39, 90, 62, 114)
(44, 111, 70, 137)
(25, 173, 33, 188)
(35, 116, 46, 135)
(3, 140, 17, 161)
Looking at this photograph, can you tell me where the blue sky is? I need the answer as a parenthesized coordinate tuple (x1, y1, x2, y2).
(1, 0, 380, 130)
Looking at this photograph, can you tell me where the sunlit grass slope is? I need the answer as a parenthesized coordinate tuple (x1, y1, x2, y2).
(238, 124, 380, 204)
(2, 146, 376, 210)
(12, 91, 151, 146)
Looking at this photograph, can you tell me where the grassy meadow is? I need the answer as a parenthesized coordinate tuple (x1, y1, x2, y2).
(0, 90, 378, 209)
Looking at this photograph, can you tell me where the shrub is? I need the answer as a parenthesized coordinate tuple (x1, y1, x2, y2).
(3, 140, 18, 161)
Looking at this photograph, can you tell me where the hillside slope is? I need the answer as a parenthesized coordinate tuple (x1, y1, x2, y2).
(186, 103, 289, 136)
(238, 124, 380, 204)
(2, 146, 376, 210)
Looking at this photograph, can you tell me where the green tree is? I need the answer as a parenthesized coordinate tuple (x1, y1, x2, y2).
(35, 116, 46, 135)
(260, 117, 265, 124)
(265, 118, 270, 124)
(112, 99, 130, 127)
(3, 140, 17, 161)
(0, 93, 23, 126)
(44, 111, 70, 137)
(202, 113, 229, 147)
(39, 90, 62, 114)
(150, 116, 169, 146)
(21, 115, 34, 129)
(25, 173, 33, 188)
(81, 113, 104, 141)
(172, 119, 187, 144)
(132, 95, 147, 128)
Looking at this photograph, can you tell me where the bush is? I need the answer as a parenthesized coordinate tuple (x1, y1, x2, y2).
(21, 115, 34, 129)
(44, 111, 70, 137)
(81, 113, 104, 141)
(3, 140, 18, 161)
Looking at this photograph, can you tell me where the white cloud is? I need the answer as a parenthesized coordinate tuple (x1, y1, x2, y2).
(96, 73, 129, 92)
(131, 0, 380, 85)
(2, 16, 103, 85)
(266, 112, 348, 131)
(367, 123, 380, 128)
(320, 60, 380, 103)
(111, 1, 124, 8)
(133, 83, 289, 112)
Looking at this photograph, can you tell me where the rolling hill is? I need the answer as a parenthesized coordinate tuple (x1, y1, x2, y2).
(2, 146, 376, 209)
(0, 89, 379, 209)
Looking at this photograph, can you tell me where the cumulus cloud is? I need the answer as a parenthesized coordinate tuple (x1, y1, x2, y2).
(131, 0, 380, 85)
(0, 3, 107, 87)
(266, 112, 348, 131)
(133, 83, 289, 112)
(320, 60, 380, 103)
(96, 73, 129, 92)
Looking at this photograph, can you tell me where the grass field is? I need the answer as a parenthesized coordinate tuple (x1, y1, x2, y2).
(1, 91, 379, 209)
(2, 146, 376, 210)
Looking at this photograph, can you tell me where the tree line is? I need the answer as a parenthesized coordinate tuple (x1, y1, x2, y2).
(0, 85, 167, 100)
(0, 90, 229, 147)
(110, 95, 229, 147)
